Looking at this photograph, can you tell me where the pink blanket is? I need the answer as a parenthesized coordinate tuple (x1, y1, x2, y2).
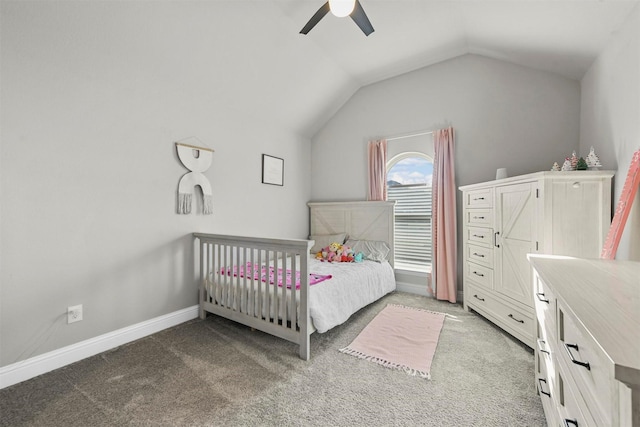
(220, 262, 332, 289)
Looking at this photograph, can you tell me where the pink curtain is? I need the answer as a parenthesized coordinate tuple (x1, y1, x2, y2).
(367, 139, 388, 201)
(432, 127, 457, 303)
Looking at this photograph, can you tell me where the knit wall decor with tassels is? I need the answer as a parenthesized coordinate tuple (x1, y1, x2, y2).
(176, 141, 214, 215)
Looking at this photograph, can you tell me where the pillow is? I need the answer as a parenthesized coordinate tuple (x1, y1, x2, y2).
(309, 233, 347, 254)
(345, 239, 390, 263)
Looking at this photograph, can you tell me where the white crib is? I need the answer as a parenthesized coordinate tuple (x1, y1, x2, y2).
(194, 201, 396, 360)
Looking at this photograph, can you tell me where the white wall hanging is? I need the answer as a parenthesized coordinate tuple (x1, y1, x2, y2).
(176, 139, 214, 215)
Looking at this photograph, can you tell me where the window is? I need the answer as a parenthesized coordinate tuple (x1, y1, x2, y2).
(387, 153, 433, 272)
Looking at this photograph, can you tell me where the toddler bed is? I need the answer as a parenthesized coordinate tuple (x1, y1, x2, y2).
(194, 201, 396, 360)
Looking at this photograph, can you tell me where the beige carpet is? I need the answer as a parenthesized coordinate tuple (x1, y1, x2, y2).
(0, 292, 546, 426)
(340, 304, 445, 379)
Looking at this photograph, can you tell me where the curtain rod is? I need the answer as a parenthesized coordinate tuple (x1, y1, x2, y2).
(384, 130, 434, 142)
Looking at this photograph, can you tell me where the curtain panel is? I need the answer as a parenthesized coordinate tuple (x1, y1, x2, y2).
(367, 139, 388, 201)
(432, 127, 457, 303)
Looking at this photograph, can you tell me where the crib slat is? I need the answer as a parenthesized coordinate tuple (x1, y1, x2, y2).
(194, 233, 312, 360)
(290, 252, 296, 330)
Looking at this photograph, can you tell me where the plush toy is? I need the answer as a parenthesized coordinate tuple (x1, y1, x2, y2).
(339, 245, 355, 262)
(354, 252, 364, 262)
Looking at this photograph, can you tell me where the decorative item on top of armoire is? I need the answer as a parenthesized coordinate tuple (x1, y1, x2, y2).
(586, 146, 602, 169)
(570, 150, 579, 170)
(176, 139, 214, 215)
(550, 162, 560, 171)
(576, 157, 588, 170)
(600, 148, 640, 259)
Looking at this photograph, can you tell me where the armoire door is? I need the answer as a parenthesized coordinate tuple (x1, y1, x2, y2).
(494, 182, 537, 307)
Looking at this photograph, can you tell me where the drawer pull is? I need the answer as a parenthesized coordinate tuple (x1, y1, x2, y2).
(473, 294, 485, 302)
(508, 314, 524, 323)
(537, 378, 551, 397)
(564, 419, 578, 427)
(473, 197, 485, 201)
(472, 234, 485, 239)
(535, 292, 549, 304)
(472, 271, 485, 277)
(537, 339, 550, 355)
(473, 216, 485, 220)
(494, 231, 500, 248)
(564, 343, 591, 371)
(472, 252, 485, 258)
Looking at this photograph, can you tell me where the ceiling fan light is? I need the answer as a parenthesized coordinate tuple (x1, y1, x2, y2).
(329, 0, 356, 17)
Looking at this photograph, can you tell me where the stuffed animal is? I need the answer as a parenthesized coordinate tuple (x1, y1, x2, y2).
(339, 245, 354, 262)
(354, 252, 364, 262)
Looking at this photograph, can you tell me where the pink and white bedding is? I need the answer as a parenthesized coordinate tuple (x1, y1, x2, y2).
(210, 258, 395, 333)
(306, 258, 395, 333)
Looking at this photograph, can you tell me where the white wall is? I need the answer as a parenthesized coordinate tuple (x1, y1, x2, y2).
(580, 4, 640, 261)
(0, 2, 311, 367)
(311, 54, 581, 294)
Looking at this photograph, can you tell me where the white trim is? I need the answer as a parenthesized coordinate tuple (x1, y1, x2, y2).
(396, 281, 431, 297)
(0, 305, 199, 390)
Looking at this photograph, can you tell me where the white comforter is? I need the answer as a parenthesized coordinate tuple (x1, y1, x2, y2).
(307, 259, 396, 333)
(208, 258, 396, 334)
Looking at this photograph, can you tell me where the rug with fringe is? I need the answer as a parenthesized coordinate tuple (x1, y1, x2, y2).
(339, 304, 445, 379)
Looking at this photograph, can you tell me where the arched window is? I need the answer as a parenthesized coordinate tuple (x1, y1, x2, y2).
(387, 152, 433, 272)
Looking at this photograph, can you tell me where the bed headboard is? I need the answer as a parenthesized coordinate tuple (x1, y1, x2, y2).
(307, 201, 396, 267)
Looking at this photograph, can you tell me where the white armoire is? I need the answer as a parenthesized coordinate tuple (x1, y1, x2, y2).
(459, 171, 614, 348)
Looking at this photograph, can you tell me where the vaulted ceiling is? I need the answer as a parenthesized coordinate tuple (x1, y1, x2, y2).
(267, 0, 638, 136)
(5, 1, 636, 139)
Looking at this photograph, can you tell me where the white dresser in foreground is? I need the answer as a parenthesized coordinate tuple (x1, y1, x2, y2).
(529, 254, 640, 427)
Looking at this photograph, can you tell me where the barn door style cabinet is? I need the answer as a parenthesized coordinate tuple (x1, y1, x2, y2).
(459, 171, 614, 348)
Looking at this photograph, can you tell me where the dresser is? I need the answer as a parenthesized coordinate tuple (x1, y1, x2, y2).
(529, 255, 640, 427)
(459, 171, 614, 348)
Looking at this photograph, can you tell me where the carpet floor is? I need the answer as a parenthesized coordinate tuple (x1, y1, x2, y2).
(1, 292, 546, 426)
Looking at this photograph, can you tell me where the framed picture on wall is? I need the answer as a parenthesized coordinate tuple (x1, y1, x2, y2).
(262, 154, 284, 186)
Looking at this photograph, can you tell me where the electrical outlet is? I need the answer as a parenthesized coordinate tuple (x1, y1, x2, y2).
(67, 304, 83, 324)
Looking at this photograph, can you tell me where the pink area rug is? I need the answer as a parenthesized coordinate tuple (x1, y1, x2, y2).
(339, 304, 445, 379)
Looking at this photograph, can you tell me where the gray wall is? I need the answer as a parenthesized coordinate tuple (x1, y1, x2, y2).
(0, 2, 311, 367)
(310, 54, 582, 295)
(580, 4, 640, 261)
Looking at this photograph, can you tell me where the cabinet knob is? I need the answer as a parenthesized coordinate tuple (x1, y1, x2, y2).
(564, 343, 591, 370)
(536, 292, 549, 304)
(508, 313, 524, 323)
(538, 378, 551, 397)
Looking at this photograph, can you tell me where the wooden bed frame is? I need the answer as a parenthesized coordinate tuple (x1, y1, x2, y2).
(194, 201, 395, 360)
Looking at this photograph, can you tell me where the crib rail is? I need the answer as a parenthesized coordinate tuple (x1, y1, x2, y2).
(194, 233, 313, 360)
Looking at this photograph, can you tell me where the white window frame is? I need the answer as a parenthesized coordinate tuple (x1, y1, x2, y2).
(387, 152, 433, 273)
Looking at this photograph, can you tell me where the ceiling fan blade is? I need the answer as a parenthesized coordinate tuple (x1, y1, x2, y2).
(300, 2, 331, 34)
(350, 0, 374, 36)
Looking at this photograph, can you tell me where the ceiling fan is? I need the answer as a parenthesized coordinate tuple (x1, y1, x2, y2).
(300, 0, 374, 36)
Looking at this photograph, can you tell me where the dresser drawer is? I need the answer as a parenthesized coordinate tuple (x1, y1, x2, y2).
(558, 303, 612, 425)
(465, 282, 534, 346)
(465, 209, 493, 227)
(557, 368, 598, 427)
(467, 244, 493, 268)
(536, 350, 557, 427)
(464, 188, 493, 208)
(465, 261, 493, 289)
(533, 273, 556, 342)
(467, 226, 493, 247)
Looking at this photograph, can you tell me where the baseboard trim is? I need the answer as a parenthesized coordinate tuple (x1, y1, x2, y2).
(396, 281, 431, 297)
(0, 305, 199, 390)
